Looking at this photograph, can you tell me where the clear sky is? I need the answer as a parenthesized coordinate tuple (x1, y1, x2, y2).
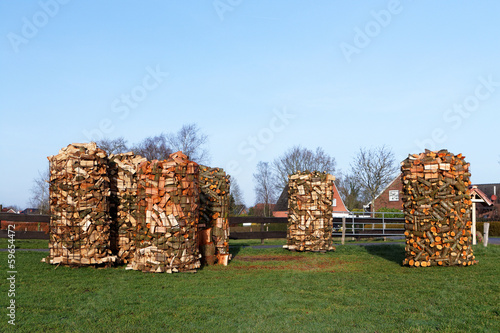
(1, 0, 499, 209)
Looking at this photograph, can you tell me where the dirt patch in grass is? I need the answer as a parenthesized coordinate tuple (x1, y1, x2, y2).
(235, 255, 306, 262)
(232, 255, 355, 272)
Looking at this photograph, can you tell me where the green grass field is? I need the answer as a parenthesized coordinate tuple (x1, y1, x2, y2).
(1, 244, 499, 332)
(0, 238, 49, 249)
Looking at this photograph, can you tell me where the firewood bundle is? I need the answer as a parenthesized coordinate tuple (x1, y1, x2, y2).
(108, 152, 147, 264)
(45, 143, 116, 266)
(126, 152, 201, 273)
(198, 166, 231, 266)
(401, 149, 476, 267)
(284, 172, 336, 252)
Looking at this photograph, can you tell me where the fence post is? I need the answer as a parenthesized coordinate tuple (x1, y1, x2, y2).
(382, 212, 385, 235)
(260, 222, 264, 245)
(352, 215, 355, 236)
(341, 216, 346, 245)
(483, 222, 490, 247)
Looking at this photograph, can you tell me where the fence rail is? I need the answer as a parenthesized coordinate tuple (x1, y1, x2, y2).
(228, 213, 406, 240)
(0, 212, 50, 223)
(0, 212, 406, 241)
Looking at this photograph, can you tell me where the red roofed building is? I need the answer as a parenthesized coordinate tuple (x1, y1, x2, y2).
(365, 174, 404, 212)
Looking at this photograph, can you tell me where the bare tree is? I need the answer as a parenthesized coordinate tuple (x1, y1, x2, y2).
(131, 134, 172, 161)
(336, 173, 363, 210)
(273, 146, 336, 192)
(350, 145, 399, 211)
(230, 178, 244, 206)
(229, 178, 246, 216)
(166, 123, 209, 164)
(29, 168, 50, 214)
(96, 137, 128, 155)
(253, 162, 277, 217)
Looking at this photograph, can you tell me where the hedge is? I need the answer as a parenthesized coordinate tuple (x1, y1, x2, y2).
(476, 221, 500, 237)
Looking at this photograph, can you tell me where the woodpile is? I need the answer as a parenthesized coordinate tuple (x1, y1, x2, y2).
(401, 149, 476, 267)
(283, 172, 336, 252)
(126, 152, 201, 273)
(45, 143, 116, 266)
(198, 166, 231, 266)
(108, 152, 147, 264)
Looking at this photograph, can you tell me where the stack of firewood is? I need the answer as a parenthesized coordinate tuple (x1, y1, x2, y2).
(401, 149, 476, 267)
(198, 166, 231, 266)
(283, 171, 336, 252)
(108, 152, 147, 264)
(45, 143, 116, 266)
(126, 152, 201, 273)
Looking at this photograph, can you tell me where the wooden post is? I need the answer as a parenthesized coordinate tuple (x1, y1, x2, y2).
(260, 222, 264, 245)
(483, 222, 490, 247)
(472, 201, 477, 245)
(341, 216, 346, 245)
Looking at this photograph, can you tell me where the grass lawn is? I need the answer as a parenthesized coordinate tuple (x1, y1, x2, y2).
(1, 244, 499, 332)
(0, 238, 49, 249)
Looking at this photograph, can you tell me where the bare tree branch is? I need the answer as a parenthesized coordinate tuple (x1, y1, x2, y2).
(29, 167, 50, 213)
(336, 172, 363, 210)
(131, 134, 172, 161)
(229, 178, 246, 216)
(350, 145, 399, 211)
(230, 178, 244, 206)
(96, 137, 129, 155)
(273, 146, 336, 193)
(166, 123, 209, 164)
(253, 162, 277, 217)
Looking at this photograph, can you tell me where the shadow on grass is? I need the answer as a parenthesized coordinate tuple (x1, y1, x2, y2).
(363, 244, 405, 266)
(229, 245, 243, 258)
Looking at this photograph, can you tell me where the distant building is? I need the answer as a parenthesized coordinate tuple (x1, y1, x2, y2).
(1, 208, 17, 214)
(473, 183, 500, 220)
(21, 208, 41, 215)
(365, 174, 403, 212)
(232, 204, 247, 216)
(253, 203, 276, 217)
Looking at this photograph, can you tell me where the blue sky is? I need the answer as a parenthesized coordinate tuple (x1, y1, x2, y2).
(1, 0, 499, 208)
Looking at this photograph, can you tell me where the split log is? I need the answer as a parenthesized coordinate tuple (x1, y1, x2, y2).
(45, 142, 116, 266)
(126, 151, 201, 273)
(198, 165, 231, 265)
(108, 152, 147, 264)
(401, 149, 476, 267)
(284, 171, 336, 252)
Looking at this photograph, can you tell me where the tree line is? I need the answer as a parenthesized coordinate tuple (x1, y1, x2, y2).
(24, 122, 398, 217)
(252, 145, 399, 216)
(26, 124, 210, 214)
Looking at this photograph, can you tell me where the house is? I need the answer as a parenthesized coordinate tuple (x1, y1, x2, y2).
(0, 206, 49, 232)
(272, 181, 349, 218)
(469, 186, 493, 245)
(232, 204, 247, 216)
(21, 208, 41, 215)
(365, 174, 403, 212)
(253, 203, 276, 217)
(364, 176, 500, 219)
(473, 183, 500, 220)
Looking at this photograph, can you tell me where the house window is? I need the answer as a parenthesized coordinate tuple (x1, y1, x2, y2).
(389, 190, 399, 202)
(333, 199, 337, 207)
